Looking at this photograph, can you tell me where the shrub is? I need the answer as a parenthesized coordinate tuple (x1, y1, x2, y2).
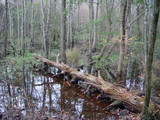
(66, 47, 80, 67)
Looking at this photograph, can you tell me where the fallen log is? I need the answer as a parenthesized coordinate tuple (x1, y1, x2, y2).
(34, 55, 160, 117)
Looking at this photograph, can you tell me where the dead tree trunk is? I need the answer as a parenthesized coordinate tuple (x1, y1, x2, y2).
(33, 55, 160, 117)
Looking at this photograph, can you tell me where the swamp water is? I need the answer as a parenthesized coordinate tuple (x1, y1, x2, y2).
(0, 66, 119, 120)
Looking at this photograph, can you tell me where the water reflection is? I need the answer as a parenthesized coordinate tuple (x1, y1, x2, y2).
(0, 69, 118, 119)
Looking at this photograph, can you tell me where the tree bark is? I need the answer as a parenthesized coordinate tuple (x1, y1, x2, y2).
(67, 0, 73, 49)
(92, 0, 99, 52)
(105, 0, 114, 43)
(8, 3, 13, 42)
(45, 0, 51, 58)
(60, 0, 67, 63)
(4, 0, 8, 57)
(117, 0, 127, 84)
(40, 0, 46, 56)
(30, 0, 34, 51)
(88, 0, 94, 73)
(17, 0, 20, 52)
(21, 0, 25, 56)
(0, 4, 4, 34)
(34, 55, 160, 117)
(142, 0, 160, 118)
(144, 0, 149, 66)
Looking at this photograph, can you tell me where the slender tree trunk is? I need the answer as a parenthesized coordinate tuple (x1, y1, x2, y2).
(88, 0, 94, 73)
(125, 0, 131, 54)
(40, 0, 46, 55)
(125, 0, 132, 86)
(17, 0, 20, 52)
(137, 5, 140, 40)
(144, 0, 149, 65)
(106, 0, 114, 43)
(60, 0, 67, 63)
(21, 0, 25, 56)
(75, 0, 80, 46)
(69, 0, 73, 49)
(24, 0, 26, 53)
(0, 5, 4, 33)
(92, 0, 99, 52)
(8, 4, 13, 42)
(105, 0, 108, 15)
(89, 0, 94, 53)
(30, 0, 34, 52)
(142, 0, 160, 118)
(45, 0, 52, 58)
(67, 2, 70, 49)
(54, 0, 56, 16)
(117, 0, 127, 84)
(4, 0, 8, 57)
(53, 0, 57, 49)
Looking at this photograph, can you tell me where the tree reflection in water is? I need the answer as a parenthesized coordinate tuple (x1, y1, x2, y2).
(0, 69, 119, 119)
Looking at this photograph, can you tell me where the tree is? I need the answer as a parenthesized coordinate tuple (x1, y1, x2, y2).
(40, 0, 51, 58)
(21, 0, 26, 56)
(92, 0, 100, 52)
(4, 0, 8, 57)
(144, 0, 149, 65)
(67, 0, 73, 49)
(142, 0, 160, 119)
(60, 0, 67, 63)
(30, 0, 34, 52)
(16, 0, 20, 53)
(46, 0, 51, 58)
(117, 0, 127, 84)
(40, 0, 47, 57)
(89, 0, 94, 54)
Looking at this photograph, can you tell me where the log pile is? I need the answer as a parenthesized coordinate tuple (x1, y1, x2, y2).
(34, 55, 160, 117)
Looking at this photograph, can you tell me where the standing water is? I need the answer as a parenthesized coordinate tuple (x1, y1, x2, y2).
(0, 65, 119, 120)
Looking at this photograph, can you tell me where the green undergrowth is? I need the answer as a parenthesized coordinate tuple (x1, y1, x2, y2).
(0, 52, 41, 82)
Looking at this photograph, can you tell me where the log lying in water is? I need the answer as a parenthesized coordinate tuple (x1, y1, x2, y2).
(33, 55, 160, 116)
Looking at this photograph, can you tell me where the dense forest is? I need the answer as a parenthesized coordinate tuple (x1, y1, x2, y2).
(0, 0, 160, 120)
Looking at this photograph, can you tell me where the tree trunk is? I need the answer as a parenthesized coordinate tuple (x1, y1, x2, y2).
(76, 0, 80, 46)
(17, 0, 20, 52)
(88, 0, 94, 73)
(45, 0, 51, 58)
(40, 0, 46, 56)
(60, 0, 67, 63)
(69, 0, 73, 49)
(92, 0, 99, 52)
(24, 0, 26, 54)
(53, 0, 57, 50)
(30, 0, 34, 52)
(4, 0, 8, 57)
(105, 0, 114, 43)
(21, 0, 25, 56)
(8, 3, 13, 42)
(117, 0, 127, 84)
(0, 5, 4, 33)
(34, 55, 160, 117)
(144, 0, 149, 66)
(125, 0, 131, 54)
(88, 0, 94, 53)
(142, 0, 160, 118)
(67, 0, 73, 49)
(137, 5, 141, 41)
